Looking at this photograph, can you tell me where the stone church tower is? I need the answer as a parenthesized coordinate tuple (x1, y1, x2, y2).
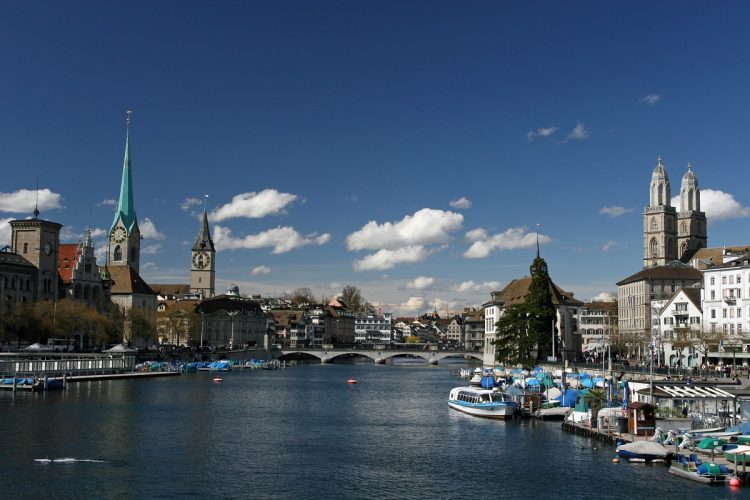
(190, 203, 216, 299)
(643, 157, 707, 268)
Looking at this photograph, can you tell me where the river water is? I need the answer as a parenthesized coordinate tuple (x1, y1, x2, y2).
(1, 360, 746, 499)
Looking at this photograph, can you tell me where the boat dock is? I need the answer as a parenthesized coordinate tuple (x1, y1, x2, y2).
(562, 419, 750, 484)
(1, 371, 180, 392)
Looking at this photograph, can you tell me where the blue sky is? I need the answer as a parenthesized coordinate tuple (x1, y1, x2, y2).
(2, 1, 750, 315)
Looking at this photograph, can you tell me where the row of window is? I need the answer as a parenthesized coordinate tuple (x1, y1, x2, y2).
(709, 307, 746, 319)
(710, 274, 745, 286)
(1, 275, 32, 292)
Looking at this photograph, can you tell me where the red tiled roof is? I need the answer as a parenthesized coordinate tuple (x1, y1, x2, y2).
(58, 244, 80, 284)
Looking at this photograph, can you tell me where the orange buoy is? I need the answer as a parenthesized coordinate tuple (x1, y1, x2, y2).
(347, 378, 357, 384)
(729, 477, 741, 487)
(213, 377, 223, 383)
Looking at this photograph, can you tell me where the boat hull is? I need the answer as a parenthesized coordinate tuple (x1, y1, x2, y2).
(448, 401, 517, 419)
(669, 465, 727, 484)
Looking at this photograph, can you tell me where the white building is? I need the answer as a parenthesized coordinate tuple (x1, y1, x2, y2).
(354, 312, 392, 343)
(702, 253, 750, 348)
(655, 287, 703, 368)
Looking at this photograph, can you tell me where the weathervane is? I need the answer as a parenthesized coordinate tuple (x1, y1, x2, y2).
(536, 223, 540, 258)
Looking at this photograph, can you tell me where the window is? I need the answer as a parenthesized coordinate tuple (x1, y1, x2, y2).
(711, 291, 715, 300)
(711, 309, 716, 319)
(650, 238, 658, 258)
(113, 245, 122, 261)
(723, 309, 727, 318)
(23, 242, 28, 254)
(723, 276, 727, 285)
(650, 218, 658, 231)
(711, 277, 715, 285)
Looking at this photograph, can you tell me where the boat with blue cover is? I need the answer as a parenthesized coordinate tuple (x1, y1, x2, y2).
(669, 453, 729, 483)
(448, 386, 518, 419)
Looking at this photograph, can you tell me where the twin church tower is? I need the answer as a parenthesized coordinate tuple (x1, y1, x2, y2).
(643, 157, 707, 269)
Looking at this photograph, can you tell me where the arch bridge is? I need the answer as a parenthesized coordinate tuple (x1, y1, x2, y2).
(277, 347, 483, 365)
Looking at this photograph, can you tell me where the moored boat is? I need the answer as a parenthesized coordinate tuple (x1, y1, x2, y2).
(669, 453, 729, 484)
(723, 444, 750, 465)
(615, 441, 670, 462)
(448, 386, 518, 419)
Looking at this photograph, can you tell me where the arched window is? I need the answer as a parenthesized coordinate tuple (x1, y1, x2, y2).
(650, 218, 657, 231)
(680, 222, 687, 235)
(114, 245, 122, 261)
(680, 241, 688, 257)
(687, 189, 694, 211)
(650, 238, 658, 258)
(657, 183, 664, 205)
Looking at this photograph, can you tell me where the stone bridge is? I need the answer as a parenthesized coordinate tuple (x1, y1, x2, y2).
(277, 348, 483, 365)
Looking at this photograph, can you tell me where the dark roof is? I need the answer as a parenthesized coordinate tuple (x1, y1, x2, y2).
(708, 253, 750, 270)
(0, 248, 35, 268)
(151, 284, 192, 296)
(494, 276, 583, 307)
(581, 301, 617, 312)
(197, 294, 263, 315)
(681, 287, 702, 309)
(616, 260, 703, 286)
(108, 265, 157, 295)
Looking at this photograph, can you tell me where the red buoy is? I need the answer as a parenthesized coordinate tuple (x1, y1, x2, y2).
(347, 378, 357, 384)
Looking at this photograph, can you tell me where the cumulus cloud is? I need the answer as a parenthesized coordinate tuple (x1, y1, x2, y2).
(347, 208, 463, 251)
(142, 244, 162, 255)
(640, 94, 660, 105)
(353, 246, 432, 271)
(396, 296, 425, 315)
(210, 189, 297, 222)
(566, 122, 589, 141)
(599, 206, 632, 218)
(464, 226, 550, 259)
(214, 225, 331, 254)
(454, 280, 501, 293)
(98, 198, 117, 208)
(251, 265, 271, 276)
(602, 241, 617, 252)
(0, 188, 63, 213)
(181, 197, 204, 211)
(527, 126, 559, 143)
(141, 262, 157, 270)
(406, 276, 435, 290)
(449, 197, 472, 210)
(140, 218, 165, 240)
(0, 218, 12, 246)
(590, 292, 616, 302)
(694, 189, 749, 221)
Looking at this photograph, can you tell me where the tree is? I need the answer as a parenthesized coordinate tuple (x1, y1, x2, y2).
(526, 254, 557, 357)
(340, 285, 366, 314)
(494, 303, 534, 367)
(286, 287, 317, 308)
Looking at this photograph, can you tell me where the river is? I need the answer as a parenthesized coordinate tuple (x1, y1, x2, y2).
(1, 359, 746, 499)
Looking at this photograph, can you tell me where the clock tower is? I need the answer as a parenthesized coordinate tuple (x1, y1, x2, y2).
(10, 209, 62, 302)
(109, 111, 141, 274)
(190, 203, 216, 298)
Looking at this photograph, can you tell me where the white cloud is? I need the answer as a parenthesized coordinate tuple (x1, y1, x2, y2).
(251, 265, 271, 276)
(599, 206, 632, 218)
(695, 189, 749, 221)
(670, 189, 750, 221)
(566, 122, 589, 141)
(353, 246, 432, 271)
(406, 276, 435, 290)
(0, 188, 63, 214)
(527, 126, 559, 142)
(395, 296, 425, 315)
(453, 280, 501, 293)
(640, 94, 660, 105)
(0, 218, 12, 246)
(142, 244, 162, 255)
(214, 225, 331, 254)
(347, 208, 463, 251)
(590, 292, 616, 302)
(210, 189, 297, 222)
(140, 218, 165, 240)
(602, 241, 616, 252)
(141, 262, 157, 270)
(181, 197, 203, 211)
(463, 227, 550, 259)
(449, 197, 472, 210)
(98, 199, 117, 207)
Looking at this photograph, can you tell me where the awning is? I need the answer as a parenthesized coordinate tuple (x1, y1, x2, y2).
(636, 385, 735, 399)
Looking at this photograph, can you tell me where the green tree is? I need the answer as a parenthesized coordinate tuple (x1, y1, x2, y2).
(526, 254, 556, 356)
(494, 303, 534, 367)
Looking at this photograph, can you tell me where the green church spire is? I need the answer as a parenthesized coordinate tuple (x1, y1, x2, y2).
(111, 111, 138, 232)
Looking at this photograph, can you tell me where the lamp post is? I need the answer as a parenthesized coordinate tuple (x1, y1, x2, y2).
(228, 310, 239, 350)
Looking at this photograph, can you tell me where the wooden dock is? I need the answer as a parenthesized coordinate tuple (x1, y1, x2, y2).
(1, 371, 180, 392)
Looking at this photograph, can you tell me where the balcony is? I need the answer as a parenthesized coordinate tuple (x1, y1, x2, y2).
(724, 296, 737, 304)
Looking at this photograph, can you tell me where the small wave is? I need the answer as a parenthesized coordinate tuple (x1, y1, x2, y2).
(34, 458, 106, 464)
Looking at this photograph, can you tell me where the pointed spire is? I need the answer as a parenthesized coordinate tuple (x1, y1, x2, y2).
(33, 177, 40, 219)
(193, 194, 215, 251)
(111, 110, 137, 232)
(536, 223, 541, 258)
(687, 161, 692, 172)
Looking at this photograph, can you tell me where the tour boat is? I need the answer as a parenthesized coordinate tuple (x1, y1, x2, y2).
(448, 386, 518, 419)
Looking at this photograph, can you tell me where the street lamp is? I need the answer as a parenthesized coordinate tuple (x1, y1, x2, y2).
(228, 310, 239, 350)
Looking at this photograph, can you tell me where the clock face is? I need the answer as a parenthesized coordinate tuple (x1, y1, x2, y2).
(193, 251, 210, 269)
(43, 243, 52, 256)
(112, 227, 127, 243)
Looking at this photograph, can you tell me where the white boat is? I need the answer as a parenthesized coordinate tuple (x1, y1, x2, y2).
(448, 386, 518, 419)
(615, 441, 670, 462)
